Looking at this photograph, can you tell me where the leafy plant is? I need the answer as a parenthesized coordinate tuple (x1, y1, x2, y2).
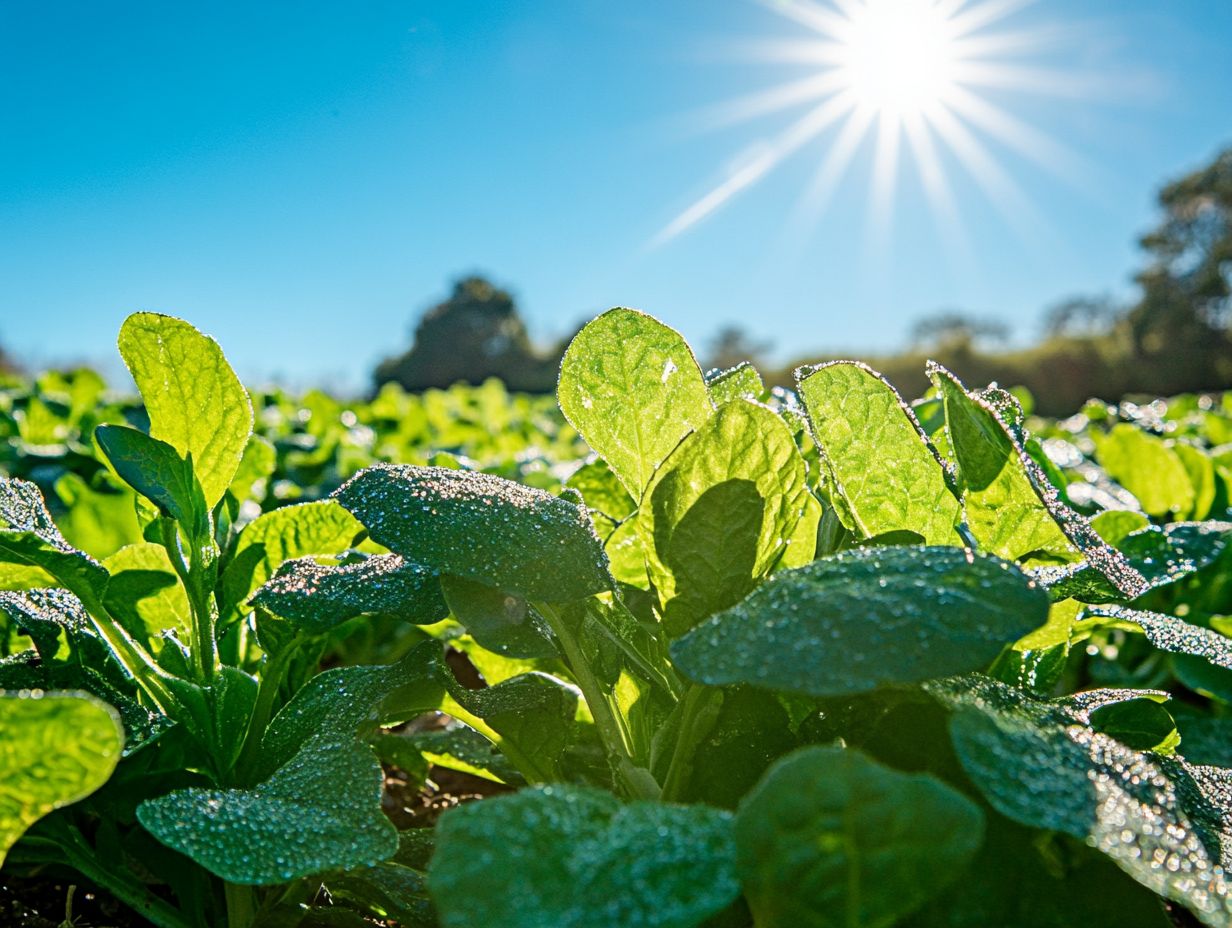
(0, 307, 1230, 927)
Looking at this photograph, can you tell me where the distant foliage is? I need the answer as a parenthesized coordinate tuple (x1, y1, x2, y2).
(374, 275, 561, 394)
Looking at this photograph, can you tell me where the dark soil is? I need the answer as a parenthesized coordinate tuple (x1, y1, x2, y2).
(0, 877, 149, 928)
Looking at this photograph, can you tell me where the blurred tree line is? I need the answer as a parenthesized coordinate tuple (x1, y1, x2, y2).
(368, 146, 1232, 412)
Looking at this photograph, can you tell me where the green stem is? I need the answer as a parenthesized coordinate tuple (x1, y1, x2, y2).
(232, 643, 297, 783)
(534, 602, 657, 799)
(660, 684, 722, 803)
(160, 518, 218, 683)
(224, 882, 257, 928)
(74, 588, 178, 715)
(49, 822, 193, 928)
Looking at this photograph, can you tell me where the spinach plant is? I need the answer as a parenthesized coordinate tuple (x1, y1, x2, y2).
(0, 307, 1230, 928)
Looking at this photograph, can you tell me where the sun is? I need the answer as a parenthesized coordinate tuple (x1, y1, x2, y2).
(837, 0, 959, 117)
(655, 0, 1088, 246)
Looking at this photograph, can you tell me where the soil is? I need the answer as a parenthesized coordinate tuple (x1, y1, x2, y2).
(0, 877, 149, 928)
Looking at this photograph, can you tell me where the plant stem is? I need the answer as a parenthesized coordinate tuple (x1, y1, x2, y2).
(160, 518, 218, 684)
(49, 821, 193, 928)
(224, 882, 257, 928)
(659, 684, 721, 803)
(231, 642, 297, 783)
(534, 601, 657, 799)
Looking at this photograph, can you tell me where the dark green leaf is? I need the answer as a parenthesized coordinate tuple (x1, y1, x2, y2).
(672, 546, 1048, 697)
(736, 745, 983, 928)
(334, 464, 611, 602)
(138, 737, 397, 885)
(428, 785, 739, 928)
(440, 575, 556, 658)
(94, 425, 208, 537)
(253, 554, 449, 633)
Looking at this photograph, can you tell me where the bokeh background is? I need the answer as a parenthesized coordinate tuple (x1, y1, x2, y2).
(2, 0, 1230, 411)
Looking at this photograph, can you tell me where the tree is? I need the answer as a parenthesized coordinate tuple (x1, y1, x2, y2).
(1042, 295, 1120, 338)
(374, 275, 557, 393)
(909, 311, 1010, 350)
(704, 325, 773, 373)
(1127, 148, 1232, 366)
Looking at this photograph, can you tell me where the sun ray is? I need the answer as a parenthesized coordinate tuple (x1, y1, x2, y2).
(655, 93, 857, 243)
(654, 0, 1103, 251)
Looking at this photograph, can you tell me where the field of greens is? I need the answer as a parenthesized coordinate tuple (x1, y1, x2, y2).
(1, 309, 1231, 928)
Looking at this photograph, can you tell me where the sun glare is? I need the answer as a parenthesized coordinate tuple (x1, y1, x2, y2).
(840, 1, 957, 116)
(655, 0, 1090, 247)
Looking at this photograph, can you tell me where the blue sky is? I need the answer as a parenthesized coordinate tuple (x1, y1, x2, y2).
(2, 0, 1230, 388)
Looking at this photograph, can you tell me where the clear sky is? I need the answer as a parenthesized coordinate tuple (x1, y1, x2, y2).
(2, 0, 1230, 389)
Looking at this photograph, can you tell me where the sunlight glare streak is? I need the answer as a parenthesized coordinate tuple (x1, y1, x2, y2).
(654, 0, 1094, 247)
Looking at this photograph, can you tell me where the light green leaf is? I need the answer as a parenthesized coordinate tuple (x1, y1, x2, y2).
(671, 545, 1047, 697)
(558, 308, 712, 497)
(138, 736, 397, 885)
(0, 690, 124, 866)
(117, 312, 253, 508)
(334, 464, 611, 602)
(102, 542, 192, 655)
(566, 458, 635, 523)
(736, 745, 983, 928)
(640, 400, 810, 636)
(797, 362, 962, 545)
(1094, 424, 1195, 518)
(253, 553, 449, 633)
(219, 499, 364, 619)
(930, 365, 1146, 598)
(706, 362, 765, 406)
(1175, 444, 1217, 521)
(428, 785, 740, 928)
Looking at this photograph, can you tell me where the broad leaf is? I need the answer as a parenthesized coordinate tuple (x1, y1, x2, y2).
(1082, 605, 1232, 672)
(558, 308, 712, 497)
(797, 362, 962, 545)
(138, 736, 397, 885)
(253, 554, 448, 633)
(1094, 424, 1195, 518)
(672, 546, 1047, 697)
(933, 675, 1232, 926)
(428, 785, 739, 928)
(102, 542, 192, 656)
(334, 464, 611, 602)
(706, 362, 765, 406)
(736, 745, 983, 928)
(640, 399, 810, 636)
(0, 691, 123, 866)
(118, 313, 253, 508)
(219, 499, 365, 619)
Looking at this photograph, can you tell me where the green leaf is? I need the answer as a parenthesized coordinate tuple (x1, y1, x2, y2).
(929, 365, 1146, 597)
(1038, 521, 1231, 602)
(219, 499, 365, 619)
(440, 575, 556, 659)
(933, 674, 1232, 926)
(253, 554, 449, 633)
(640, 400, 810, 636)
(0, 690, 124, 866)
(558, 308, 712, 497)
(102, 542, 192, 655)
(566, 458, 635, 523)
(138, 736, 397, 885)
(706, 362, 765, 406)
(672, 546, 1047, 697)
(1094, 424, 1195, 518)
(325, 860, 434, 926)
(796, 362, 962, 545)
(94, 425, 208, 538)
(117, 312, 253, 508)
(0, 477, 109, 609)
(1081, 694, 1180, 754)
(428, 785, 740, 928)
(736, 745, 983, 928)
(375, 725, 525, 786)
(334, 464, 611, 602)
(1081, 605, 1232, 672)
